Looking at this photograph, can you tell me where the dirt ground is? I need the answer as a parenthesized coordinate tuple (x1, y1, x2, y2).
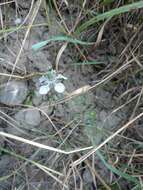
(0, 1, 143, 190)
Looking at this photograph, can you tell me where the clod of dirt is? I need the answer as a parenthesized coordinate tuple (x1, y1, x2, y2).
(68, 93, 95, 115)
(0, 155, 15, 176)
(14, 109, 41, 127)
(0, 155, 16, 190)
(0, 52, 26, 72)
(43, 11, 63, 37)
(15, 0, 30, 9)
(83, 168, 93, 184)
(95, 88, 115, 109)
(28, 51, 52, 72)
(0, 81, 28, 105)
(39, 102, 54, 116)
(96, 109, 127, 130)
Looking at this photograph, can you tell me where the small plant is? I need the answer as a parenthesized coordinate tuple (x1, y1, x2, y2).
(37, 69, 67, 95)
(83, 110, 102, 146)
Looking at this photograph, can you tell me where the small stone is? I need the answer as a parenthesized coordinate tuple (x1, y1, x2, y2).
(14, 109, 41, 127)
(25, 110, 41, 126)
(0, 81, 28, 105)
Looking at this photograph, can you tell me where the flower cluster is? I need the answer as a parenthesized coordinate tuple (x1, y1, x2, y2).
(38, 70, 67, 95)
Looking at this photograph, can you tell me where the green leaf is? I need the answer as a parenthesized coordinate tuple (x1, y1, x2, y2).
(83, 110, 139, 185)
(77, 1, 143, 33)
(102, 0, 114, 6)
(32, 35, 94, 50)
(96, 150, 140, 185)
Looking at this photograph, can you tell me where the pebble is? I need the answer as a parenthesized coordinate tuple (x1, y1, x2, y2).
(14, 109, 41, 127)
(0, 81, 28, 105)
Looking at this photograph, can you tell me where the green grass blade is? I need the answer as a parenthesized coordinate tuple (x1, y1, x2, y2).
(32, 35, 94, 50)
(96, 150, 140, 185)
(0, 23, 48, 35)
(77, 1, 143, 33)
(72, 61, 105, 65)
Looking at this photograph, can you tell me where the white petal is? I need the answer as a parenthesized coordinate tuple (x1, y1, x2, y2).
(39, 76, 48, 83)
(56, 74, 67, 80)
(54, 83, 65, 93)
(39, 85, 50, 95)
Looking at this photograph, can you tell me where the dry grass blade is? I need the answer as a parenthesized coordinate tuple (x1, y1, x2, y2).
(94, 18, 110, 48)
(0, 131, 93, 154)
(56, 43, 68, 71)
(0, 1, 14, 6)
(89, 62, 131, 90)
(0, 72, 24, 79)
(35, 166, 68, 188)
(9, 0, 42, 80)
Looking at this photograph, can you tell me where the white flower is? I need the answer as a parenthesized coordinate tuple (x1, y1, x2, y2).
(39, 76, 48, 84)
(38, 70, 67, 95)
